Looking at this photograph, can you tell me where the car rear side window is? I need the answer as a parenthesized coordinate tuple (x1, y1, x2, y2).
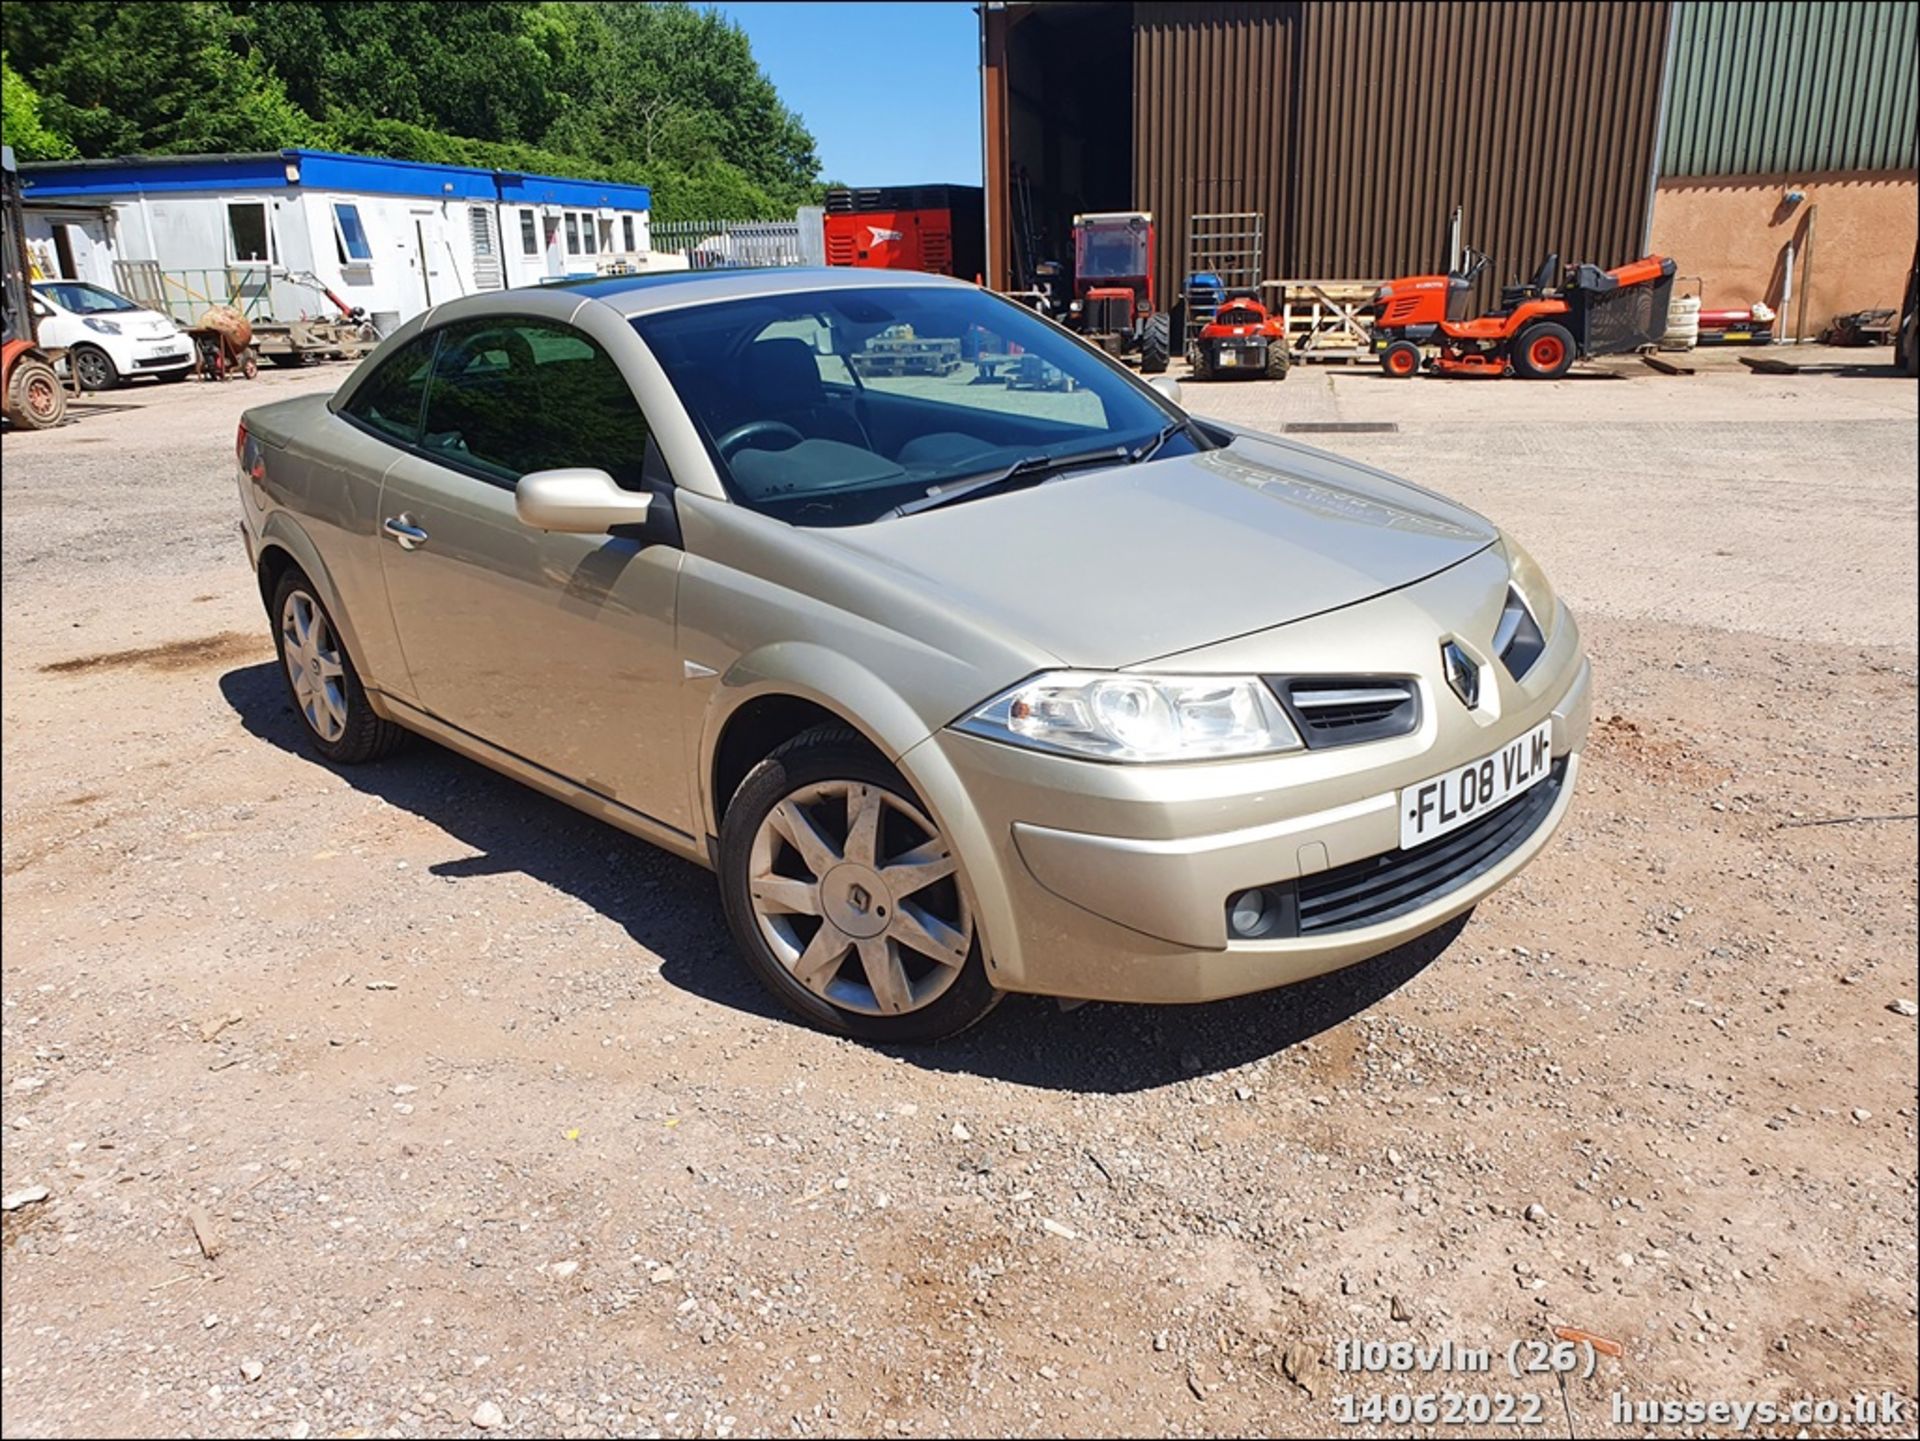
(340, 332, 439, 444)
(418, 318, 650, 488)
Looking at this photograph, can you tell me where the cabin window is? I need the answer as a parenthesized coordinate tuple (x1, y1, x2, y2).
(564, 213, 580, 255)
(581, 213, 597, 255)
(622, 215, 636, 252)
(331, 202, 373, 264)
(227, 202, 270, 265)
(520, 208, 538, 256)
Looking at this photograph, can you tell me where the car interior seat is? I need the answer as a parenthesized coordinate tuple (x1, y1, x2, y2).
(743, 338, 869, 448)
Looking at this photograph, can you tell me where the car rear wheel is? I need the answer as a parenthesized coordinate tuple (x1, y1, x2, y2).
(270, 568, 409, 764)
(70, 344, 119, 392)
(719, 727, 1001, 1041)
(1511, 321, 1576, 379)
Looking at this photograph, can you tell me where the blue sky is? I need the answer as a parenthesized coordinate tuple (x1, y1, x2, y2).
(710, 2, 982, 188)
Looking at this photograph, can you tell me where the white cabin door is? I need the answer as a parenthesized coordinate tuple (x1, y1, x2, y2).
(412, 210, 442, 307)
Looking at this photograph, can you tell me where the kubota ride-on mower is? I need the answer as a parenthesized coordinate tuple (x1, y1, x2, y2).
(1060, 211, 1172, 373)
(1370, 246, 1676, 378)
(1187, 292, 1291, 381)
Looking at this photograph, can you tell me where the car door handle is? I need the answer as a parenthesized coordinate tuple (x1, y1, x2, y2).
(383, 516, 429, 551)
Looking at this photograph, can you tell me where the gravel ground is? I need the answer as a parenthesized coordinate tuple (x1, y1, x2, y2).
(2, 354, 1916, 1439)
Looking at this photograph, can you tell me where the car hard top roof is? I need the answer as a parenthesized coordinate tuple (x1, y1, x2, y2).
(534, 265, 976, 318)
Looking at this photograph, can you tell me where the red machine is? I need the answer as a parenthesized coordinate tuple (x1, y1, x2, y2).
(823, 185, 984, 280)
(1187, 292, 1290, 381)
(1371, 246, 1677, 378)
(2, 145, 66, 429)
(1061, 211, 1171, 373)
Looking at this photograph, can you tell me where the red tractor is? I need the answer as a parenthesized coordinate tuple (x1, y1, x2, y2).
(1187, 292, 1291, 381)
(1371, 245, 1677, 379)
(1059, 211, 1172, 373)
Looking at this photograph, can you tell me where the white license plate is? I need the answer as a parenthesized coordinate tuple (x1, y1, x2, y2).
(1399, 720, 1554, 850)
(1218, 351, 1239, 366)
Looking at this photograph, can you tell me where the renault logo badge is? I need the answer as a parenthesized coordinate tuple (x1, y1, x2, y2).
(1442, 641, 1479, 707)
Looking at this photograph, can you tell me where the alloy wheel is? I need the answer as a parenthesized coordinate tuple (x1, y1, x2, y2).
(73, 348, 114, 391)
(747, 779, 972, 1016)
(280, 590, 349, 743)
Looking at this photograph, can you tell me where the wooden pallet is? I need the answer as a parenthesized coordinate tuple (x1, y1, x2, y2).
(1262, 278, 1386, 357)
(852, 336, 961, 378)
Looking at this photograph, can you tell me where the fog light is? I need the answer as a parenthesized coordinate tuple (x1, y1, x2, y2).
(1228, 887, 1281, 939)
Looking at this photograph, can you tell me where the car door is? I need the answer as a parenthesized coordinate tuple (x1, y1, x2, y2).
(375, 315, 691, 833)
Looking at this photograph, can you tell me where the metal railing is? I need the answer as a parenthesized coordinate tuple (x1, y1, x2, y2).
(651, 218, 808, 270)
(112, 262, 278, 324)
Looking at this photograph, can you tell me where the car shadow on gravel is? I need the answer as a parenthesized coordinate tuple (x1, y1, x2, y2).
(910, 916, 1462, 1092)
(223, 660, 1457, 1092)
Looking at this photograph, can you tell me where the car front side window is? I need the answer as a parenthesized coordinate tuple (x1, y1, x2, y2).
(418, 318, 651, 489)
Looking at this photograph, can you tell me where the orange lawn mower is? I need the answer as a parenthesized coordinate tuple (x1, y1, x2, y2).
(1186, 292, 1291, 381)
(1369, 246, 1677, 379)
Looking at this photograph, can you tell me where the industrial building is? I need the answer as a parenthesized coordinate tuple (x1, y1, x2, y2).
(981, 1, 1918, 329)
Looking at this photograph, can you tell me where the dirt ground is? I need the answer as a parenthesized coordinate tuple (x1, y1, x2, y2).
(2, 349, 1915, 1439)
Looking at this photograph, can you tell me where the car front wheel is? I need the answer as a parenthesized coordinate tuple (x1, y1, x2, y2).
(719, 727, 1001, 1041)
(70, 344, 119, 392)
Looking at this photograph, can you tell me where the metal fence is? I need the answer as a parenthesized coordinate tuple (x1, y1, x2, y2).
(651, 218, 810, 270)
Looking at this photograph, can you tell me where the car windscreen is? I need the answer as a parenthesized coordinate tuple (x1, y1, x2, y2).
(631, 285, 1194, 527)
(36, 282, 140, 315)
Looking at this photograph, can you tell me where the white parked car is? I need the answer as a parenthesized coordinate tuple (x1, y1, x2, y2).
(32, 281, 194, 390)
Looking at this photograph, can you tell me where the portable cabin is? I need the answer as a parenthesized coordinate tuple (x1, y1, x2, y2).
(18, 149, 661, 332)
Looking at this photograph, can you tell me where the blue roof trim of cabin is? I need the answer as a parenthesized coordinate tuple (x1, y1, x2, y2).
(19, 149, 650, 211)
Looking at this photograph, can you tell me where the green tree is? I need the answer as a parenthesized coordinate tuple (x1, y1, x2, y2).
(2, 50, 75, 159)
(2, 2, 310, 156)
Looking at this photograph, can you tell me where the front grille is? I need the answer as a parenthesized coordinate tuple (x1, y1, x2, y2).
(1280, 759, 1566, 936)
(1086, 296, 1131, 335)
(1270, 676, 1420, 748)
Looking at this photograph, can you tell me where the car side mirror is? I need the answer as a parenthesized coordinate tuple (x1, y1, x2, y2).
(1147, 375, 1184, 407)
(516, 468, 654, 534)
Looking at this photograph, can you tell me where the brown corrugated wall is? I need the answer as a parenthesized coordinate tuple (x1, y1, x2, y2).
(1132, 1, 1673, 301)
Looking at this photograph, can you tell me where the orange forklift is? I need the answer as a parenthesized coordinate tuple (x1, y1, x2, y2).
(2, 144, 68, 428)
(1370, 245, 1676, 379)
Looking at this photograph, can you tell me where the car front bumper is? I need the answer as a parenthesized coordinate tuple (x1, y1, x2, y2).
(902, 592, 1591, 1005)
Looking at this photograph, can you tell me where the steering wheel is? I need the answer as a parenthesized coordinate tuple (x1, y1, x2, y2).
(717, 419, 805, 458)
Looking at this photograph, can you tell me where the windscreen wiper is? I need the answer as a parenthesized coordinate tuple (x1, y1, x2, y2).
(890, 444, 1128, 518)
(1129, 417, 1202, 465)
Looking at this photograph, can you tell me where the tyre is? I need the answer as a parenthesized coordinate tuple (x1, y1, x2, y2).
(719, 726, 1001, 1042)
(269, 567, 409, 765)
(6, 357, 66, 428)
(1264, 339, 1292, 380)
(70, 344, 119, 392)
(240, 347, 260, 380)
(266, 352, 308, 369)
(1511, 321, 1576, 379)
(1188, 344, 1215, 381)
(1138, 311, 1171, 373)
(1380, 339, 1422, 378)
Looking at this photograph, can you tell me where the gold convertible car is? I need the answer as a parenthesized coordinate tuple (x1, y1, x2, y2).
(236, 268, 1591, 1041)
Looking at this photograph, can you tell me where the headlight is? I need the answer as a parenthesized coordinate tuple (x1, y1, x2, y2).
(1501, 534, 1557, 635)
(83, 317, 123, 335)
(1373, 284, 1393, 302)
(957, 671, 1302, 763)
